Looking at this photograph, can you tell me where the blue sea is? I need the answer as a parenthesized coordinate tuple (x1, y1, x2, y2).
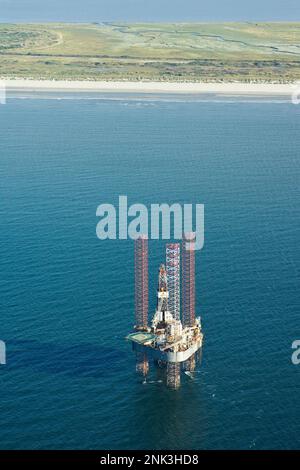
(0, 94, 299, 449)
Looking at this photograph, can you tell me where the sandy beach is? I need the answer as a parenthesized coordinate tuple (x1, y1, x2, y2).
(1, 79, 297, 96)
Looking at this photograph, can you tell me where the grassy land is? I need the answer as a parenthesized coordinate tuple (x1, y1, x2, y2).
(0, 22, 300, 82)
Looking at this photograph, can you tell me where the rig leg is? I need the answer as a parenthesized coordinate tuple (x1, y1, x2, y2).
(136, 351, 149, 377)
(166, 362, 181, 389)
(184, 353, 196, 372)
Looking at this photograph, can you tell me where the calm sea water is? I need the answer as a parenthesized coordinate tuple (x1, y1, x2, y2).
(0, 96, 299, 449)
(1, 0, 298, 22)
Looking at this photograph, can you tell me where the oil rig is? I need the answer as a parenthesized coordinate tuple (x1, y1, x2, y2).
(127, 233, 203, 389)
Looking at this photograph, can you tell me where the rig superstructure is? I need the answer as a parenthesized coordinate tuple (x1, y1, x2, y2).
(127, 233, 203, 389)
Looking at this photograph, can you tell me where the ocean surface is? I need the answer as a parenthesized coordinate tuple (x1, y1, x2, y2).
(0, 95, 299, 450)
(1, 0, 298, 23)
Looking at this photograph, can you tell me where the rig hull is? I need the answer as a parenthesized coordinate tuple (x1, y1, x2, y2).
(128, 333, 203, 363)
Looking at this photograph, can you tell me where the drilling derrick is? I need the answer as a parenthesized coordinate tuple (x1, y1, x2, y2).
(166, 244, 180, 321)
(157, 264, 168, 318)
(182, 232, 196, 328)
(134, 236, 149, 330)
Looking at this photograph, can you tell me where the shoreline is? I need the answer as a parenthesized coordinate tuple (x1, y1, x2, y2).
(1, 79, 297, 96)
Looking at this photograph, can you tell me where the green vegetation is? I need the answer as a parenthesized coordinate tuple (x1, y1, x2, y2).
(0, 22, 300, 82)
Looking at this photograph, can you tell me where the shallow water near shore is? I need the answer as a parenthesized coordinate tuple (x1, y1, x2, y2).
(6, 89, 293, 103)
(0, 97, 299, 449)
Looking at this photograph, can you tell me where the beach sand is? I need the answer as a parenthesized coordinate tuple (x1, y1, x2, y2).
(1, 79, 297, 97)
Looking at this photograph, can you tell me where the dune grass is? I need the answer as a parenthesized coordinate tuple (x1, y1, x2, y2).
(0, 22, 300, 82)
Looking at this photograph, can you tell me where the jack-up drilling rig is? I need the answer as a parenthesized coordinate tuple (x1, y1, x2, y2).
(127, 234, 203, 389)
